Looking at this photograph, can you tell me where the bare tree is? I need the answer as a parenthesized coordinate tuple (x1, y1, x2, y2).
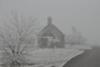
(66, 26, 87, 45)
(0, 13, 38, 67)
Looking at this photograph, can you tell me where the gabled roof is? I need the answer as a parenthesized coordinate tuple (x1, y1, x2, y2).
(38, 17, 64, 37)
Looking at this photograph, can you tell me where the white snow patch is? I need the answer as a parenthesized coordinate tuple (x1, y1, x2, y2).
(26, 48, 84, 67)
(65, 44, 92, 50)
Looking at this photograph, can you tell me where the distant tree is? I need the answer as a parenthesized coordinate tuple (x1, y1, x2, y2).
(0, 12, 38, 67)
(66, 26, 87, 45)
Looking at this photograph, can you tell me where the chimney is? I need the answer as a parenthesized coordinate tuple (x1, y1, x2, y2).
(48, 16, 52, 25)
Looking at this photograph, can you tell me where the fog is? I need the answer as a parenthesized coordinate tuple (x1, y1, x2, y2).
(0, 0, 100, 45)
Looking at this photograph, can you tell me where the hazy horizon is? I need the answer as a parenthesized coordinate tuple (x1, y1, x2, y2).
(0, 0, 100, 45)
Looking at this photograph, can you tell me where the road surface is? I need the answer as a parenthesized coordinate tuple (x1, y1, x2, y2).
(63, 46, 100, 67)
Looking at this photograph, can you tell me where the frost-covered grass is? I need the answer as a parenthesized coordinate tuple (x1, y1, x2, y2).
(65, 44, 92, 50)
(26, 48, 84, 66)
(0, 45, 91, 67)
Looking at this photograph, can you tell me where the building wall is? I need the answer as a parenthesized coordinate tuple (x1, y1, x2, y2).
(37, 17, 65, 48)
(37, 29, 65, 48)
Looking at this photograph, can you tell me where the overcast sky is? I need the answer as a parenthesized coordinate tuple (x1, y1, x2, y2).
(0, 0, 100, 44)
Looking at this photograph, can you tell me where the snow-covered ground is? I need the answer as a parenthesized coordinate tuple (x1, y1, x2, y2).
(65, 44, 92, 50)
(0, 45, 92, 67)
(24, 44, 92, 67)
(25, 48, 84, 67)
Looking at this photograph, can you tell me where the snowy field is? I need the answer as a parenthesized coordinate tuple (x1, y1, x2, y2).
(65, 44, 92, 50)
(0, 45, 92, 67)
(25, 48, 84, 67)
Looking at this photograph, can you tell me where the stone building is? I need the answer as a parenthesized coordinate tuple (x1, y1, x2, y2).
(37, 17, 65, 48)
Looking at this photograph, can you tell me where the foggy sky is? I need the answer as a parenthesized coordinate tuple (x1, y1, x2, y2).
(0, 0, 100, 44)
